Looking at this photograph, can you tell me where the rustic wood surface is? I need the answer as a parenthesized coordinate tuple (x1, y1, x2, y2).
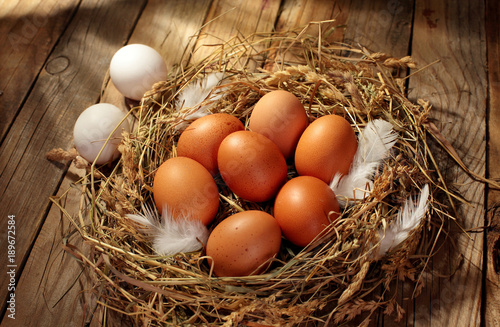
(408, 1, 486, 326)
(486, 0, 500, 326)
(0, 0, 497, 326)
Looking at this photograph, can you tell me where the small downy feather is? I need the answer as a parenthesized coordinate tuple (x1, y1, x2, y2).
(330, 119, 398, 206)
(377, 184, 430, 258)
(175, 72, 225, 129)
(126, 204, 209, 256)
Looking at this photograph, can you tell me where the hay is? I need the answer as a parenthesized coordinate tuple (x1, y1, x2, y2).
(50, 22, 476, 326)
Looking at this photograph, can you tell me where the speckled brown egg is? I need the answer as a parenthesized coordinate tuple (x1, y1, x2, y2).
(249, 90, 309, 159)
(217, 130, 287, 202)
(295, 114, 358, 184)
(153, 157, 219, 226)
(273, 176, 340, 247)
(206, 210, 282, 277)
(177, 113, 244, 175)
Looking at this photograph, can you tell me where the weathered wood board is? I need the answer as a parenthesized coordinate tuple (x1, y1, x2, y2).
(0, 0, 80, 141)
(486, 0, 500, 326)
(343, 0, 414, 57)
(0, 0, 148, 321)
(5, 164, 98, 326)
(0, 0, 495, 326)
(407, 0, 486, 326)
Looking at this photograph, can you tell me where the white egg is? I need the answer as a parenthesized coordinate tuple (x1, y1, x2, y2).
(110, 44, 168, 100)
(73, 103, 130, 165)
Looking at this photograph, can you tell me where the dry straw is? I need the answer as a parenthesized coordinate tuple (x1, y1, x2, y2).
(48, 21, 485, 326)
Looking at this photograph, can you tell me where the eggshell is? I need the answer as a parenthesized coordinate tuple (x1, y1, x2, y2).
(217, 130, 287, 202)
(153, 157, 219, 226)
(177, 113, 244, 175)
(295, 114, 358, 184)
(206, 210, 282, 277)
(73, 103, 130, 165)
(249, 90, 309, 158)
(110, 44, 168, 100)
(273, 176, 340, 247)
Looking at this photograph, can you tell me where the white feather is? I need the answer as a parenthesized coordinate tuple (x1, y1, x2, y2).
(174, 72, 225, 130)
(126, 204, 209, 256)
(377, 184, 430, 258)
(330, 119, 398, 205)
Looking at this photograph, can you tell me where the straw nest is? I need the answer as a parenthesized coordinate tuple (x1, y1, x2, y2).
(49, 22, 475, 326)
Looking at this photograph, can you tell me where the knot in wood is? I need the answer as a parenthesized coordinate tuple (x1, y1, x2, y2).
(45, 55, 70, 75)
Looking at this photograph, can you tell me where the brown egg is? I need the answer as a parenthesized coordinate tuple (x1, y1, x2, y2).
(206, 210, 282, 277)
(295, 114, 358, 184)
(273, 176, 340, 247)
(177, 113, 244, 175)
(249, 90, 309, 158)
(217, 130, 287, 202)
(153, 157, 219, 225)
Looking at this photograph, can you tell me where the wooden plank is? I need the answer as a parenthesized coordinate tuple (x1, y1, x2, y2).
(407, 0, 486, 326)
(0, 0, 147, 321)
(190, 0, 282, 66)
(270, 0, 343, 68)
(2, 164, 131, 327)
(276, 0, 339, 33)
(3, 165, 100, 326)
(6, 1, 214, 326)
(343, 0, 413, 57)
(274, 0, 413, 72)
(485, 0, 500, 325)
(0, 0, 80, 141)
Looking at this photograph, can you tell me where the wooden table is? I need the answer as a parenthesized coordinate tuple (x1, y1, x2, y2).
(1, 0, 499, 326)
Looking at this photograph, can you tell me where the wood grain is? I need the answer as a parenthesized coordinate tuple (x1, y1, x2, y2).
(343, 0, 413, 56)
(486, 0, 500, 325)
(190, 0, 281, 66)
(2, 165, 93, 327)
(2, 164, 131, 327)
(408, 0, 486, 326)
(0, 0, 147, 321)
(264, 0, 342, 70)
(276, 0, 338, 34)
(0, 0, 80, 141)
(7, 1, 214, 326)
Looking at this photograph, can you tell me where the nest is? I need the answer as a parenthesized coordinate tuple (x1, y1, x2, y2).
(50, 22, 474, 326)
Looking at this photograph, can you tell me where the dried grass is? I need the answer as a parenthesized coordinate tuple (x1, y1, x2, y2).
(49, 21, 479, 326)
